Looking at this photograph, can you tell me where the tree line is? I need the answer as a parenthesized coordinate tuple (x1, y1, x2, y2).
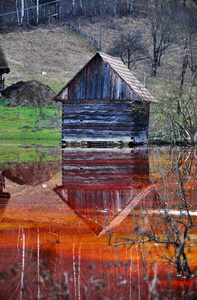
(1, 0, 197, 26)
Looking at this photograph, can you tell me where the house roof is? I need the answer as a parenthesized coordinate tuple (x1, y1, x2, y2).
(99, 52, 157, 103)
(56, 51, 157, 103)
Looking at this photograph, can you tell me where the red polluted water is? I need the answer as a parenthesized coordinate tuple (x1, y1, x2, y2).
(0, 146, 197, 299)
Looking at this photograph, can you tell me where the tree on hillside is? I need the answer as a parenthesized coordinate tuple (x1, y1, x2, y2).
(171, 3, 197, 116)
(153, 78, 197, 145)
(112, 0, 137, 16)
(14, 0, 59, 26)
(16, 0, 25, 25)
(109, 31, 148, 69)
(180, 5, 197, 86)
(146, 0, 177, 76)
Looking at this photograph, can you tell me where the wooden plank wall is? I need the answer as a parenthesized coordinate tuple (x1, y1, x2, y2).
(62, 100, 149, 143)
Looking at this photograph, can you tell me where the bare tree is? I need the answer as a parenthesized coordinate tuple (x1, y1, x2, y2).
(129, 0, 136, 13)
(109, 31, 148, 69)
(184, 7, 197, 87)
(174, 3, 197, 86)
(16, 0, 25, 25)
(107, 147, 195, 277)
(146, 0, 177, 76)
(36, 0, 39, 25)
(150, 76, 197, 146)
(113, 0, 117, 16)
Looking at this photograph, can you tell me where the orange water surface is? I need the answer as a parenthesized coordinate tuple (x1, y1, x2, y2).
(0, 146, 196, 299)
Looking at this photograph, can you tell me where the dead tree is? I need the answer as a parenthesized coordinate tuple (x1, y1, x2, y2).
(107, 147, 195, 277)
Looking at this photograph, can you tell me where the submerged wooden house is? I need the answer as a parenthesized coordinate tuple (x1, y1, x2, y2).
(0, 46, 10, 92)
(56, 52, 157, 145)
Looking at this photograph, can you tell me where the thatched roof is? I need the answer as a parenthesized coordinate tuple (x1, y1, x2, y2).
(0, 46, 10, 74)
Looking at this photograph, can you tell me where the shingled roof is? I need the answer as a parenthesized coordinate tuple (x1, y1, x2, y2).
(99, 52, 157, 103)
(56, 51, 157, 103)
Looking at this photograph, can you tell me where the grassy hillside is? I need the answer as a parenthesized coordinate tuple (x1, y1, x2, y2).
(0, 17, 184, 94)
(0, 24, 97, 92)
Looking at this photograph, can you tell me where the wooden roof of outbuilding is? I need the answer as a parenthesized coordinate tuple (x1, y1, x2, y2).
(100, 52, 157, 103)
(56, 52, 157, 103)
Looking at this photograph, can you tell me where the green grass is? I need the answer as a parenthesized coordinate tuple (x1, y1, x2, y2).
(0, 106, 62, 162)
(0, 106, 62, 142)
(0, 142, 61, 163)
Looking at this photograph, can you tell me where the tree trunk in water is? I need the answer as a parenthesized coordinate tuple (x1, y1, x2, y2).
(71, 0, 76, 16)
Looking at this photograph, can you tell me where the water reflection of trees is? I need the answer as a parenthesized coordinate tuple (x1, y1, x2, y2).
(108, 147, 197, 279)
(0, 235, 64, 300)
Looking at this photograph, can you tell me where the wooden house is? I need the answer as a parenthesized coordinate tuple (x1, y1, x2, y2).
(55, 52, 157, 145)
(0, 46, 10, 92)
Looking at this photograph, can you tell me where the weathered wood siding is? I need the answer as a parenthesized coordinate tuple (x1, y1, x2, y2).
(66, 55, 138, 101)
(60, 53, 151, 144)
(62, 100, 149, 143)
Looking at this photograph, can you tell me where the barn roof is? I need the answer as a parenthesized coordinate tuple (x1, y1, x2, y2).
(56, 51, 157, 103)
(99, 52, 157, 103)
(0, 46, 10, 74)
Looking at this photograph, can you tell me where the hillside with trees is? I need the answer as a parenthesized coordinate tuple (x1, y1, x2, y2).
(0, 0, 197, 144)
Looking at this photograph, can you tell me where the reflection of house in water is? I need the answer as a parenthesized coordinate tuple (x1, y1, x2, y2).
(54, 147, 158, 235)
